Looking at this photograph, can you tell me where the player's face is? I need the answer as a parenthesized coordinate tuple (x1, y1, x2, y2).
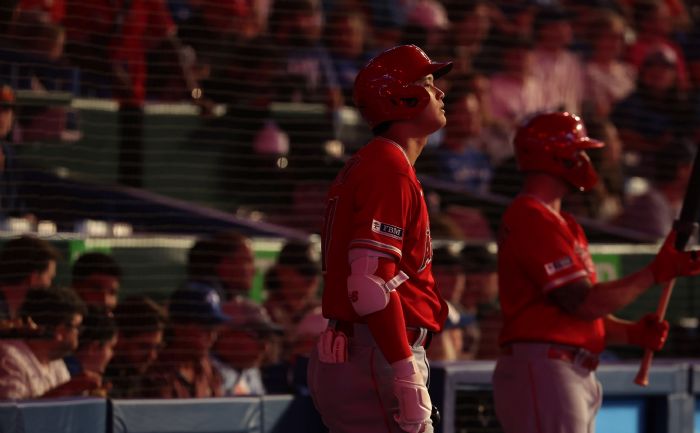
(413, 74, 446, 133)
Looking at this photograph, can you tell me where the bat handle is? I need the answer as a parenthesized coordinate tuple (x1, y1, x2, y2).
(633, 279, 676, 387)
(634, 350, 653, 386)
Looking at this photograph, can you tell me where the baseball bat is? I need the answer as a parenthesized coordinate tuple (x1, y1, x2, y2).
(634, 145, 700, 387)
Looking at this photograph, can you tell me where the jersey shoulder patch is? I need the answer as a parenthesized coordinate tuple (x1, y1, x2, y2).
(371, 219, 404, 240)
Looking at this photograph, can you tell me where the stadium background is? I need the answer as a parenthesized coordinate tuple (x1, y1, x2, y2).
(2, 0, 700, 432)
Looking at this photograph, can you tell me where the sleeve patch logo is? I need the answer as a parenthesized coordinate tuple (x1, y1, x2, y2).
(544, 256, 573, 275)
(371, 219, 404, 240)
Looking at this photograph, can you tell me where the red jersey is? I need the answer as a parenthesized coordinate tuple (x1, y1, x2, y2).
(497, 196, 604, 353)
(321, 138, 448, 332)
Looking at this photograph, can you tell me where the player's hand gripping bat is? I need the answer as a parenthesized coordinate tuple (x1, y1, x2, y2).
(634, 147, 700, 386)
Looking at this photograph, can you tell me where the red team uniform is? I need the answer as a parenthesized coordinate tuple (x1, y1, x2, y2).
(491, 112, 700, 433)
(498, 196, 604, 353)
(308, 44, 452, 433)
(321, 137, 447, 332)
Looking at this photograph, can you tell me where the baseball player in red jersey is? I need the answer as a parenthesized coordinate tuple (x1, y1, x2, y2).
(492, 112, 700, 433)
(307, 45, 451, 433)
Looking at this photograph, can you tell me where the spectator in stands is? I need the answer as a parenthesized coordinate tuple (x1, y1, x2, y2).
(582, 9, 636, 119)
(7, 11, 72, 93)
(0, 84, 34, 223)
(141, 283, 228, 398)
(107, 0, 198, 188)
(269, 0, 343, 109)
(530, 5, 584, 114)
(401, 0, 450, 62)
(614, 139, 695, 240)
(325, 8, 374, 103)
(105, 296, 167, 399)
(212, 301, 283, 396)
(0, 287, 101, 399)
(427, 246, 475, 361)
(417, 79, 493, 194)
(71, 252, 122, 312)
(487, 38, 546, 129)
(62, 1, 116, 98)
(187, 231, 256, 302)
(611, 45, 694, 177)
(263, 240, 322, 364)
(461, 244, 501, 360)
(444, 0, 493, 75)
(626, 0, 689, 91)
(2, 11, 80, 144)
(0, 235, 60, 320)
(63, 306, 117, 397)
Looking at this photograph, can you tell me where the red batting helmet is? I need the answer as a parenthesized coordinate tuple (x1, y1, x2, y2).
(514, 112, 604, 191)
(353, 45, 452, 129)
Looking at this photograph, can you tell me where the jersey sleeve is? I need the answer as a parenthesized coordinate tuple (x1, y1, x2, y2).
(517, 211, 589, 294)
(349, 170, 414, 260)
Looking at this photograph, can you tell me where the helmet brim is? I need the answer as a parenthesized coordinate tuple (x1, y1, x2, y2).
(421, 61, 453, 81)
(577, 137, 605, 149)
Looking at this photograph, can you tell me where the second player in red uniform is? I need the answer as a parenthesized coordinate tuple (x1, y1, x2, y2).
(493, 112, 700, 433)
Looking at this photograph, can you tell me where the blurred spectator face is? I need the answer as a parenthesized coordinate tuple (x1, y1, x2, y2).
(641, 49, 678, 91)
(54, 313, 83, 358)
(82, 335, 118, 374)
(30, 259, 56, 289)
(173, 323, 219, 357)
(214, 328, 268, 369)
(329, 13, 365, 59)
(593, 16, 626, 59)
(116, 330, 163, 373)
(291, 3, 323, 44)
(446, 93, 482, 139)
(75, 274, 120, 311)
(217, 243, 255, 294)
(275, 265, 319, 303)
(453, 3, 491, 46)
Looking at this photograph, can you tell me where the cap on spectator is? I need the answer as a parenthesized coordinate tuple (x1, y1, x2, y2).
(221, 299, 284, 334)
(461, 244, 497, 274)
(168, 282, 230, 325)
(0, 85, 16, 109)
(643, 45, 678, 66)
(276, 241, 321, 277)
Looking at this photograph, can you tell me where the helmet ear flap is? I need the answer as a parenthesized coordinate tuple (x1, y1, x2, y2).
(389, 84, 430, 117)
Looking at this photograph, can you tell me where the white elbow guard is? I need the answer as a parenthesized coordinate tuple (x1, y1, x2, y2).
(347, 249, 409, 316)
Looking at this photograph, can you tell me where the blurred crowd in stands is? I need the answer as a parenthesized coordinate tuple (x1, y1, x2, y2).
(0, 231, 499, 400)
(0, 0, 698, 241)
(1, 0, 700, 403)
